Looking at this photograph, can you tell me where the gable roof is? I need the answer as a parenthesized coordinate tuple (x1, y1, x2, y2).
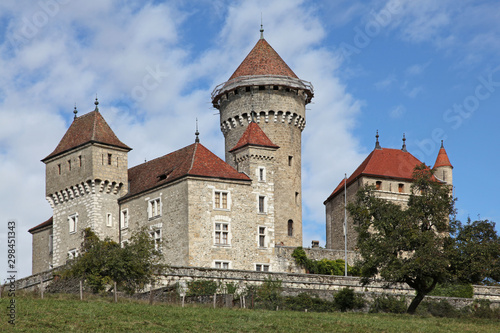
(324, 148, 425, 203)
(229, 122, 279, 152)
(433, 145, 453, 169)
(28, 216, 53, 234)
(228, 38, 298, 80)
(124, 142, 250, 198)
(43, 110, 131, 162)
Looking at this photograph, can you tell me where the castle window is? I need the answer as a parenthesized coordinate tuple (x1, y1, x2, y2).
(149, 228, 162, 251)
(256, 264, 269, 272)
(288, 156, 293, 166)
(273, 85, 279, 90)
(259, 227, 266, 247)
(121, 209, 129, 229)
(214, 261, 230, 269)
(258, 196, 266, 214)
(234, 89, 239, 95)
(376, 181, 382, 190)
(106, 213, 112, 227)
(68, 160, 71, 171)
(215, 222, 230, 245)
(288, 220, 294, 236)
(258, 167, 266, 182)
(398, 183, 404, 193)
(245, 87, 251, 92)
(58, 164, 61, 175)
(295, 192, 299, 205)
(49, 234, 53, 254)
(442, 171, 446, 181)
(148, 198, 161, 219)
(259, 85, 265, 90)
(214, 191, 229, 210)
(68, 248, 78, 259)
(108, 153, 112, 165)
(68, 214, 78, 234)
(79, 155, 82, 167)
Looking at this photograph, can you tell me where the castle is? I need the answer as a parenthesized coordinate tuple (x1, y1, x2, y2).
(29, 28, 314, 274)
(28, 28, 453, 275)
(324, 133, 453, 251)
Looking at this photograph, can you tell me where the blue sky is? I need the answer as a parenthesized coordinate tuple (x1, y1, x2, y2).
(0, 0, 499, 279)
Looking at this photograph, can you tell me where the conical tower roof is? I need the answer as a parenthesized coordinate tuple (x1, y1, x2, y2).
(433, 141, 453, 169)
(43, 109, 131, 162)
(228, 38, 298, 80)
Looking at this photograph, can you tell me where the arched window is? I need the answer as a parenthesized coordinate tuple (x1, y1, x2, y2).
(288, 220, 293, 236)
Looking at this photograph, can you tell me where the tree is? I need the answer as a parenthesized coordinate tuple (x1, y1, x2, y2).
(348, 164, 456, 314)
(451, 219, 500, 284)
(62, 227, 165, 294)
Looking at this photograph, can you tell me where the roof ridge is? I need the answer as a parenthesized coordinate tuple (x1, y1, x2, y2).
(188, 142, 198, 174)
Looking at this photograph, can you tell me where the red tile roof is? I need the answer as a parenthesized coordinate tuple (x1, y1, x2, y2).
(325, 148, 426, 203)
(124, 142, 251, 198)
(228, 38, 298, 80)
(43, 110, 131, 162)
(433, 146, 453, 169)
(229, 122, 279, 152)
(28, 216, 53, 234)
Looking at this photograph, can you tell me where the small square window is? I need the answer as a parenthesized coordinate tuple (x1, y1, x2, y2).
(256, 264, 270, 272)
(121, 209, 129, 229)
(215, 261, 230, 269)
(214, 191, 229, 210)
(149, 229, 162, 251)
(106, 213, 112, 227)
(108, 153, 112, 165)
(258, 196, 266, 214)
(376, 181, 382, 190)
(148, 198, 161, 219)
(259, 227, 266, 247)
(215, 222, 230, 245)
(398, 183, 404, 193)
(68, 214, 78, 234)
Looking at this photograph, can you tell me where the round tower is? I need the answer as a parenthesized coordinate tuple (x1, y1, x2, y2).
(211, 29, 313, 246)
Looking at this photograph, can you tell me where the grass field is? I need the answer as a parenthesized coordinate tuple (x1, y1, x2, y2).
(1, 294, 499, 332)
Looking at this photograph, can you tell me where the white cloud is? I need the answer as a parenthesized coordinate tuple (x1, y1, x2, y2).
(390, 104, 406, 118)
(374, 74, 396, 90)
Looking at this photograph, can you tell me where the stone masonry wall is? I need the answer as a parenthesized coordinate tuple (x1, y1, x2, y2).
(326, 176, 413, 251)
(219, 85, 307, 248)
(30, 225, 53, 274)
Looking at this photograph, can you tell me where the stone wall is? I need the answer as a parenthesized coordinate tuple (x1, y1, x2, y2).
(30, 225, 53, 274)
(14, 266, 500, 306)
(218, 85, 307, 248)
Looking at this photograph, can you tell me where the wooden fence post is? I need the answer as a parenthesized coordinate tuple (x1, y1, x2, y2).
(40, 276, 44, 299)
(114, 282, 117, 303)
(80, 280, 83, 300)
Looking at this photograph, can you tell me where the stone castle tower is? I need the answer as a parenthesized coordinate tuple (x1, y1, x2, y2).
(211, 28, 314, 246)
(41, 100, 131, 267)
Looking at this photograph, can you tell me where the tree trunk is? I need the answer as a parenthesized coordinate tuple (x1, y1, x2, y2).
(407, 292, 426, 314)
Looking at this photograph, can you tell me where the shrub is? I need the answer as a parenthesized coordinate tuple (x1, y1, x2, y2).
(369, 294, 407, 314)
(419, 299, 460, 318)
(471, 300, 500, 319)
(186, 280, 217, 296)
(333, 288, 365, 312)
(291, 247, 359, 276)
(255, 278, 283, 310)
(428, 283, 473, 298)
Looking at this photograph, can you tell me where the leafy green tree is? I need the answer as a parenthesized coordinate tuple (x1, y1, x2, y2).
(450, 219, 500, 284)
(348, 164, 456, 314)
(62, 227, 165, 294)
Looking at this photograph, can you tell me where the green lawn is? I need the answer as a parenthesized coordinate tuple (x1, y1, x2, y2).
(1, 294, 498, 332)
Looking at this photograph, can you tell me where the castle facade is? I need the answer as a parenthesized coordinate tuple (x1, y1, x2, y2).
(29, 30, 314, 274)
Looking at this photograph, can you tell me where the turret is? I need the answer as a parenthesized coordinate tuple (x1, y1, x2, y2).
(433, 140, 453, 185)
(42, 100, 131, 267)
(211, 27, 313, 246)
